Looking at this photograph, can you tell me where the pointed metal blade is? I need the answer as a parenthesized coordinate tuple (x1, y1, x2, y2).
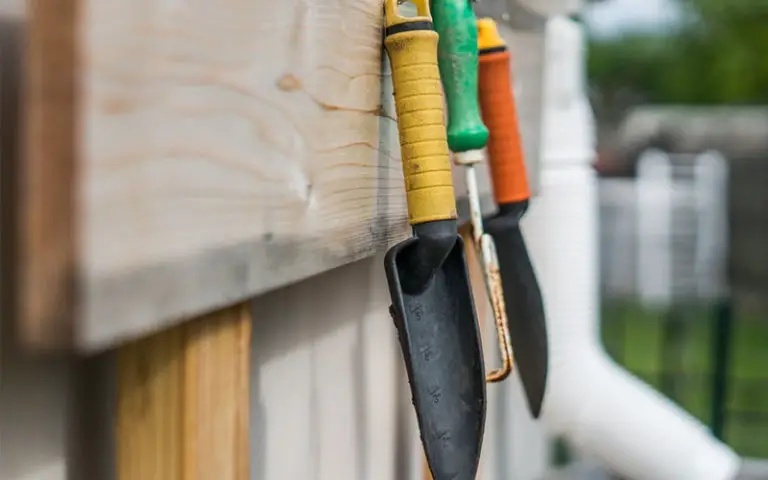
(486, 211, 548, 417)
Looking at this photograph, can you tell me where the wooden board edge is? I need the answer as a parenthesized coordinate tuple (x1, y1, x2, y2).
(79, 221, 409, 352)
(75, 192, 491, 353)
(19, 0, 80, 349)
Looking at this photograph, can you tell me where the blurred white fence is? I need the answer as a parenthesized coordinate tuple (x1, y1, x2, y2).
(599, 150, 729, 307)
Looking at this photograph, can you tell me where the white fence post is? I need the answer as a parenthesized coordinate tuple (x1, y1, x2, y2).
(636, 149, 674, 308)
(693, 150, 729, 300)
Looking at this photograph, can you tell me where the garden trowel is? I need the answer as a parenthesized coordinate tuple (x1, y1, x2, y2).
(383, 0, 486, 478)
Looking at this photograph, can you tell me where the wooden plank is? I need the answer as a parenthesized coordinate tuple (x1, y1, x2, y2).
(250, 254, 398, 480)
(7, 255, 399, 480)
(359, 266, 399, 480)
(20, 0, 411, 351)
(20, 0, 498, 352)
(115, 302, 250, 480)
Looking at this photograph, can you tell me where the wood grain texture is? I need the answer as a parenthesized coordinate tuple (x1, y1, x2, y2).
(116, 302, 250, 480)
(21, 0, 413, 351)
(21, 0, 498, 351)
(21, 0, 80, 348)
(79, 0, 412, 350)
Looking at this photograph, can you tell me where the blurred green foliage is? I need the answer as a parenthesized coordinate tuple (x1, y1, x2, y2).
(602, 300, 768, 457)
(587, 0, 768, 104)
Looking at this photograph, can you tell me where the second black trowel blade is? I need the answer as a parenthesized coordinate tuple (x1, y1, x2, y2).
(386, 236, 486, 480)
(486, 204, 549, 418)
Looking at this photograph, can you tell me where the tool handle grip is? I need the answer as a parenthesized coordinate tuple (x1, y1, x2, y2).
(478, 48, 531, 204)
(431, 0, 488, 153)
(385, 24, 456, 225)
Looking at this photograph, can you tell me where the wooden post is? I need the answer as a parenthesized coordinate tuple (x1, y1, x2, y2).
(116, 303, 251, 480)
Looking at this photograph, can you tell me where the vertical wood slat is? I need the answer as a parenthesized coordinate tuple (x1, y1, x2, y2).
(116, 303, 251, 480)
(250, 255, 398, 480)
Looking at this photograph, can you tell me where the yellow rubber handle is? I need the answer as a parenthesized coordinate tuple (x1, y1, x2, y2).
(384, 0, 457, 225)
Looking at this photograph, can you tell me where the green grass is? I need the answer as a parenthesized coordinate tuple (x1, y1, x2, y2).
(601, 300, 768, 458)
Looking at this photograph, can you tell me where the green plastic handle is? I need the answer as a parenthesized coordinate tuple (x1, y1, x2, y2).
(431, 0, 488, 153)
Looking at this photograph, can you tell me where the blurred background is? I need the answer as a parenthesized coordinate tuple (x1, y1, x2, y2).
(575, 0, 768, 466)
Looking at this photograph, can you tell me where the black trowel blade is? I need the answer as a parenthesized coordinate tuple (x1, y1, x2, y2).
(385, 235, 486, 480)
(486, 214, 549, 418)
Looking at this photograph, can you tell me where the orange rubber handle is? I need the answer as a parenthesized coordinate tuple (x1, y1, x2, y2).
(478, 48, 530, 205)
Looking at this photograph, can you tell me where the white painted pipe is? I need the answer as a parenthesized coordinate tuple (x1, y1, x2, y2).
(522, 16, 741, 480)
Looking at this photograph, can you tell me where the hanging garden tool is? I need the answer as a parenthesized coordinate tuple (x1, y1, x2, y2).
(477, 17, 549, 417)
(431, 0, 514, 383)
(383, 1, 486, 479)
